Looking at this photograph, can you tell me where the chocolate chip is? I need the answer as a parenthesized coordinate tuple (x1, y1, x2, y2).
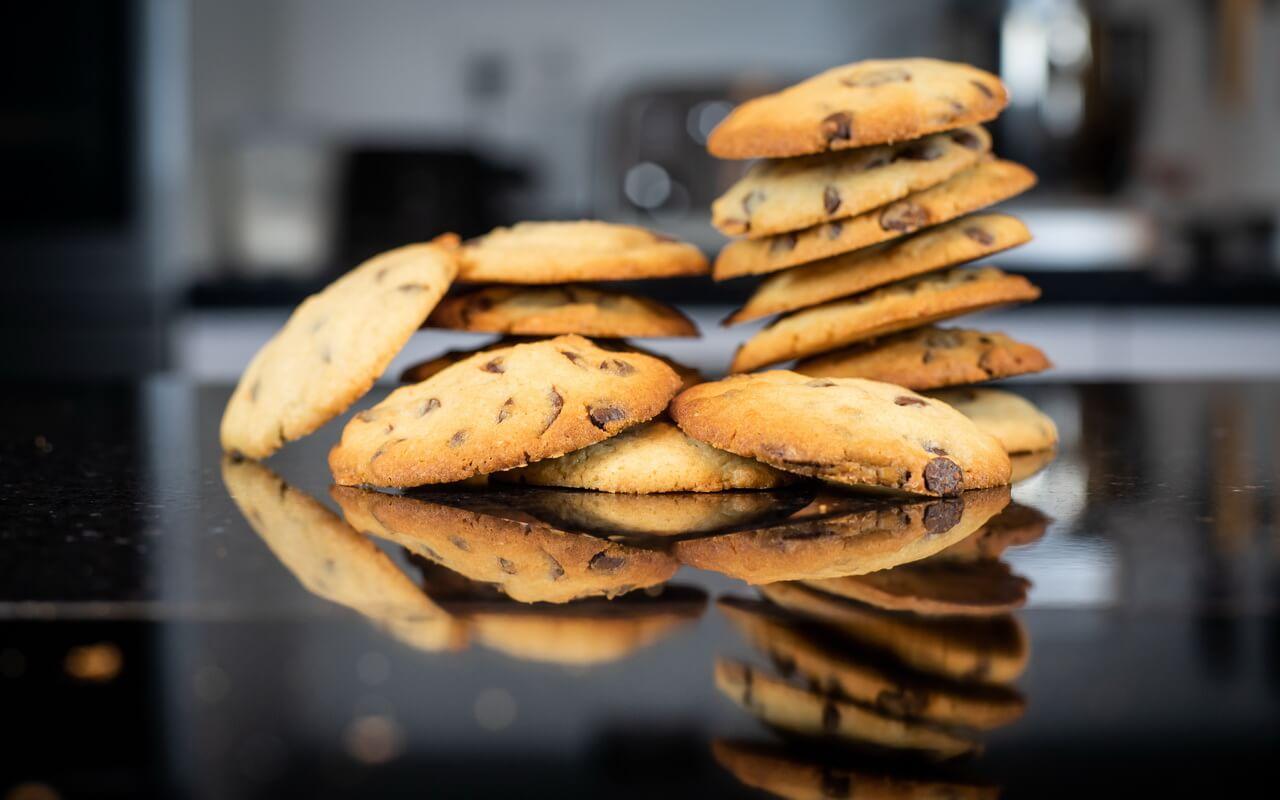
(741, 189, 765, 216)
(497, 396, 514, 423)
(922, 350, 936, 364)
(895, 395, 927, 407)
(821, 701, 841, 732)
(924, 329, 964, 348)
(924, 457, 963, 495)
(541, 387, 563, 434)
(879, 201, 930, 232)
(823, 185, 841, 214)
(482, 357, 505, 373)
(876, 687, 928, 717)
(375, 267, 389, 283)
(598, 358, 635, 376)
(893, 141, 943, 162)
(842, 66, 911, 87)
(770, 232, 797, 253)
(970, 79, 995, 98)
(449, 535, 470, 552)
(826, 220, 843, 240)
(449, 430, 468, 447)
(497, 557, 518, 575)
(545, 554, 565, 581)
(383, 423, 395, 435)
(950, 129, 982, 150)
(820, 769, 852, 799)
(820, 111, 853, 145)
(558, 345, 583, 366)
(964, 225, 995, 246)
(417, 397, 441, 417)
(588, 551, 625, 572)
(588, 405, 626, 430)
(924, 497, 963, 532)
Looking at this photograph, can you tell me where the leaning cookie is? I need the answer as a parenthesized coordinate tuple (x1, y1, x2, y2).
(725, 213, 1031, 324)
(458, 220, 708, 283)
(928, 387, 1058, 454)
(674, 487, 1008, 584)
(330, 335, 681, 487)
(427, 285, 698, 338)
(713, 159, 1036, 280)
(714, 659, 979, 758)
(712, 126, 990, 238)
(332, 486, 677, 604)
(796, 326, 1051, 390)
(670, 372, 1011, 496)
(496, 420, 793, 493)
(708, 58, 1008, 159)
(730, 266, 1041, 373)
(221, 235, 458, 459)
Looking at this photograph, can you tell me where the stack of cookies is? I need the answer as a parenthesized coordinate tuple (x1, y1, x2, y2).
(705, 58, 1057, 463)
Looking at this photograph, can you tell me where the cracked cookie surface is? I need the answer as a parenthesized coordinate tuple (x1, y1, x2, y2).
(669, 371, 1010, 496)
(329, 335, 682, 487)
(708, 58, 1007, 160)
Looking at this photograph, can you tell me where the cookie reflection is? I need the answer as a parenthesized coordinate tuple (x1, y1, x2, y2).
(713, 739, 997, 800)
(220, 456, 466, 652)
(675, 487, 1010, 584)
(711, 500, 1049, 795)
(331, 486, 680, 603)
(413, 559, 705, 666)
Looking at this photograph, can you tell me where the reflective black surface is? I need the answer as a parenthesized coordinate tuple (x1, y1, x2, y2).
(3, 380, 1279, 799)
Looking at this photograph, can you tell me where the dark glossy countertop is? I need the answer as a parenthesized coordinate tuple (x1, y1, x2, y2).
(2, 379, 1278, 799)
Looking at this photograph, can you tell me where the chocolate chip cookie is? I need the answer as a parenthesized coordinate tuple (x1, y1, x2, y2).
(330, 335, 682, 487)
(713, 159, 1036, 280)
(332, 486, 678, 604)
(724, 213, 1031, 324)
(731, 266, 1041, 373)
(714, 659, 979, 758)
(795, 326, 1051, 389)
(719, 599, 1026, 729)
(712, 126, 990, 238)
(427, 285, 698, 338)
(669, 371, 1012, 496)
(400, 337, 703, 390)
(708, 58, 1007, 159)
(673, 487, 1009, 583)
(760, 582, 1029, 684)
(497, 420, 793, 493)
(458, 220, 708, 283)
(221, 236, 458, 459)
(929, 387, 1059, 454)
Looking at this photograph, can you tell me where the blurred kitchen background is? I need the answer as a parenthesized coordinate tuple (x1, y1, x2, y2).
(3, 0, 1279, 379)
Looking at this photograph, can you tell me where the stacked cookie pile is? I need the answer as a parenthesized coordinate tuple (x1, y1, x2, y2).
(706, 58, 1058, 460)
